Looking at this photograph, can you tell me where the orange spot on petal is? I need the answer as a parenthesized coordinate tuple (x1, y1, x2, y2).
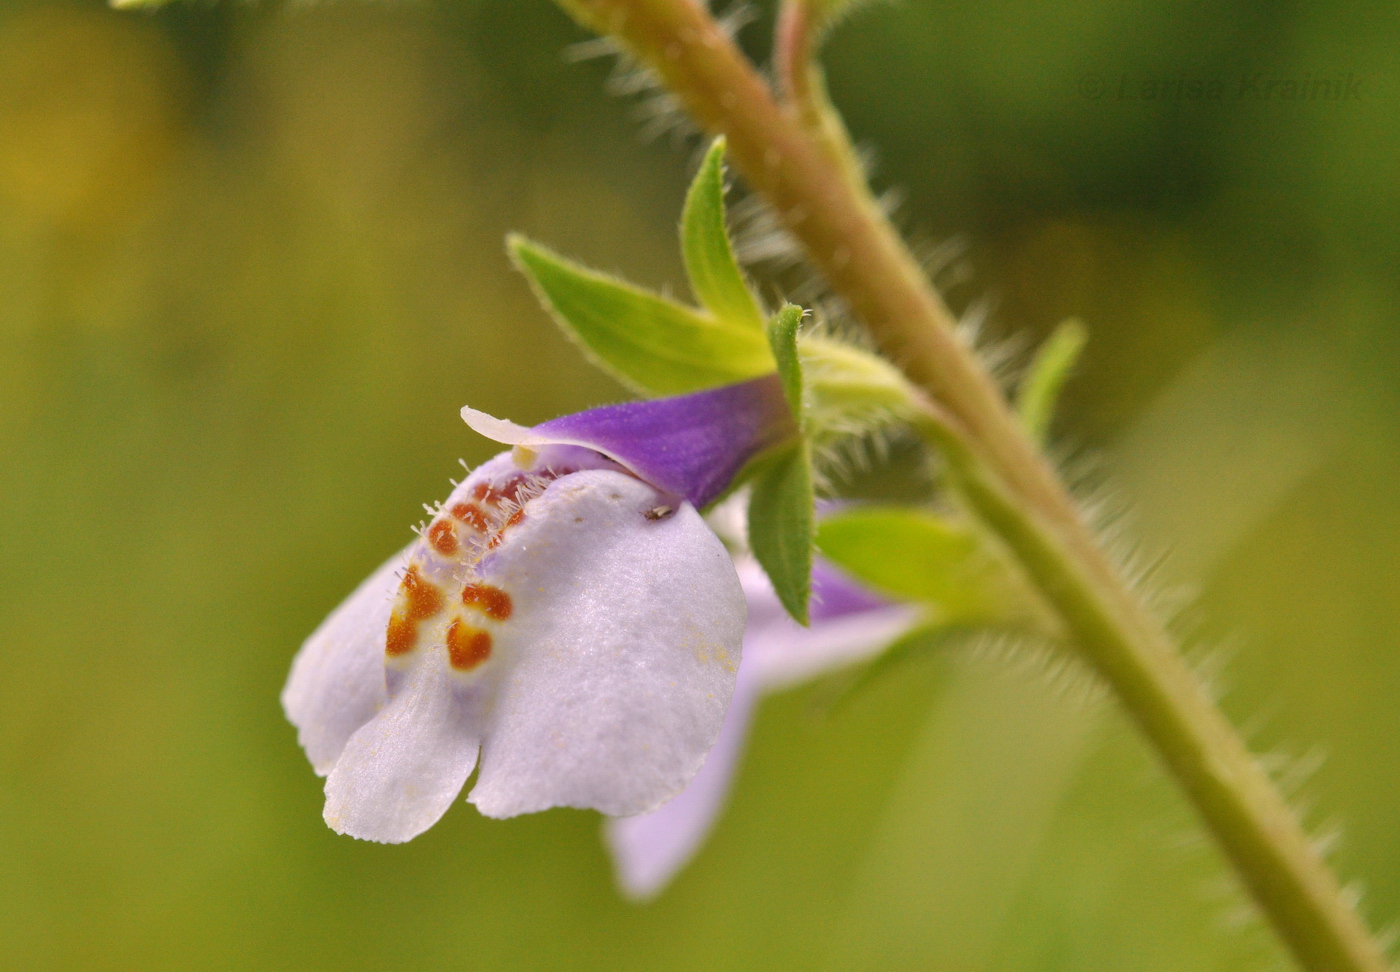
(400, 565, 445, 621)
(487, 508, 526, 550)
(447, 620, 492, 670)
(450, 502, 489, 532)
(497, 477, 529, 503)
(386, 613, 416, 656)
(472, 475, 533, 507)
(461, 583, 513, 621)
(426, 519, 459, 556)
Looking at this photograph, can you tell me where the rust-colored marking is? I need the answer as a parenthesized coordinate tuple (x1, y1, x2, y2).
(497, 477, 528, 503)
(450, 502, 489, 532)
(461, 583, 513, 621)
(447, 620, 492, 670)
(385, 613, 416, 656)
(472, 475, 533, 507)
(385, 565, 445, 657)
(487, 508, 526, 550)
(426, 519, 459, 556)
(401, 565, 445, 621)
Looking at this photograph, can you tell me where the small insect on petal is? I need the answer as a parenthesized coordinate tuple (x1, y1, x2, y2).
(644, 505, 674, 521)
(447, 620, 493, 670)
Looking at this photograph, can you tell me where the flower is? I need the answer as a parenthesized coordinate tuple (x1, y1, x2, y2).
(603, 553, 924, 899)
(282, 376, 796, 843)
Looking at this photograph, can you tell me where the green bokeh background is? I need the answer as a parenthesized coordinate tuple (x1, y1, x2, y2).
(2, 1, 1397, 970)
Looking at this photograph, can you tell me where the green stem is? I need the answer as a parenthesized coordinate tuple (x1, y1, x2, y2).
(912, 407, 1389, 972)
(553, 1, 1392, 970)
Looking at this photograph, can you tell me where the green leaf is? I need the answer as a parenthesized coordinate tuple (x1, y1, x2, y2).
(748, 441, 815, 625)
(1016, 318, 1087, 443)
(509, 236, 774, 397)
(682, 139, 765, 331)
(767, 304, 806, 418)
(815, 506, 1019, 624)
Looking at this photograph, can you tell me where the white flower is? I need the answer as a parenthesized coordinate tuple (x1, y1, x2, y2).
(283, 377, 798, 843)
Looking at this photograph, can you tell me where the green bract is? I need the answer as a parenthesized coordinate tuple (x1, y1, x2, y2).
(508, 139, 776, 398)
(682, 139, 766, 332)
(746, 306, 815, 625)
(508, 238, 773, 397)
(748, 443, 816, 626)
(768, 304, 806, 416)
(798, 333, 922, 435)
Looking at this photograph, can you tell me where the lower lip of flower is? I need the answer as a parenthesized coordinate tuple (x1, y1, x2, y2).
(382, 460, 580, 668)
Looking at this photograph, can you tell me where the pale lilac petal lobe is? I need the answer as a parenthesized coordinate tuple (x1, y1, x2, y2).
(809, 560, 892, 621)
(738, 557, 924, 690)
(469, 470, 746, 819)
(282, 547, 407, 775)
(748, 605, 924, 689)
(604, 674, 761, 900)
(603, 557, 922, 897)
(465, 375, 795, 508)
(323, 658, 482, 844)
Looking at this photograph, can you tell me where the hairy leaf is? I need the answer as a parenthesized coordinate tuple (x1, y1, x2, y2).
(767, 304, 806, 419)
(682, 139, 765, 331)
(509, 236, 774, 396)
(748, 442, 815, 626)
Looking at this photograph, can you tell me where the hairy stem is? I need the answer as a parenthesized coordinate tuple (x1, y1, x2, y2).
(554, 1, 1392, 970)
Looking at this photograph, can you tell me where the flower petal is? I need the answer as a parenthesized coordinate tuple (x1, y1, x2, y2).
(602, 556, 919, 898)
(603, 670, 760, 900)
(740, 557, 924, 690)
(281, 547, 406, 775)
(322, 655, 482, 843)
(462, 374, 795, 509)
(468, 469, 745, 818)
